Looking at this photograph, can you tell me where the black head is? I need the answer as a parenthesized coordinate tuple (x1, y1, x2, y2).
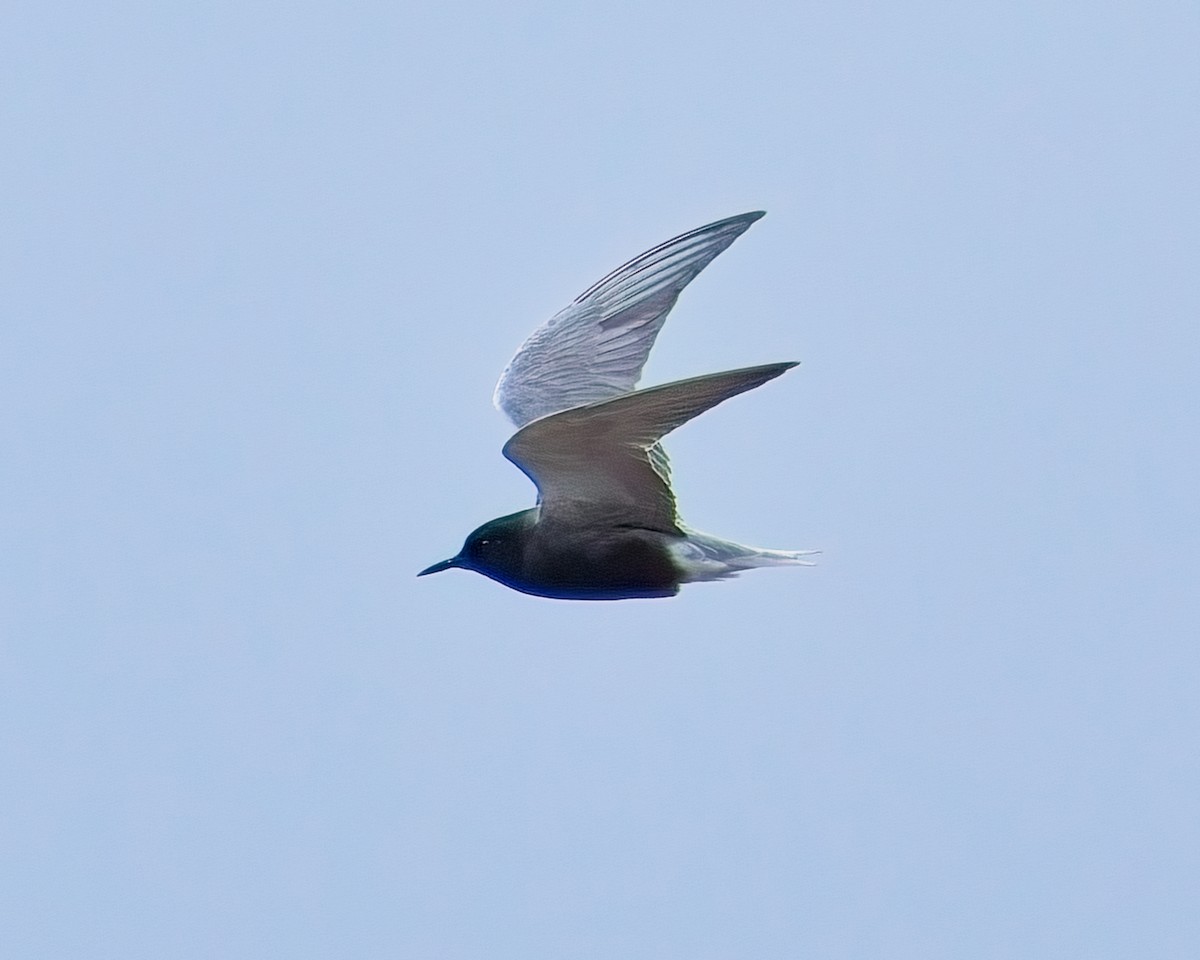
(418, 510, 536, 585)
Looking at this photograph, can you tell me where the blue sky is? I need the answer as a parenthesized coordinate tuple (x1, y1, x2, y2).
(4, 1, 1198, 957)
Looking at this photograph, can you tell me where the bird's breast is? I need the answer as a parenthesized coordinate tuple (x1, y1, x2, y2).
(520, 524, 683, 600)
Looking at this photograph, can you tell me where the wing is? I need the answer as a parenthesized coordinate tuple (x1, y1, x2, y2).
(502, 363, 797, 534)
(493, 211, 766, 429)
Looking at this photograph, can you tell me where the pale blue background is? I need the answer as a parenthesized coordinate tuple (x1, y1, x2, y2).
(3, 1, 1198, 957)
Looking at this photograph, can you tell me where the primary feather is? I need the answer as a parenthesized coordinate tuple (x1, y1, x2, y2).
(493, 212, 766, 428)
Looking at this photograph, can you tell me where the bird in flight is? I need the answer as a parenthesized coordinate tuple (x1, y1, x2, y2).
(419, 211, 816, 600)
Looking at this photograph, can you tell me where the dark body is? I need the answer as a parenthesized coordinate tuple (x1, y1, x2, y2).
(422, 509, 684, 600)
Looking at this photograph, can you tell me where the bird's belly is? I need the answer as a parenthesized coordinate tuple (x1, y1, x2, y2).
(521, 530, 683, 600)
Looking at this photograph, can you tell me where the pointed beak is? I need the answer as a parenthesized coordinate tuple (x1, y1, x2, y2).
(417, 556, 461, 577)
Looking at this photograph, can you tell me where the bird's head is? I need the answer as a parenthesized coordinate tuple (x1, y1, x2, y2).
(418, 510, 536, 583)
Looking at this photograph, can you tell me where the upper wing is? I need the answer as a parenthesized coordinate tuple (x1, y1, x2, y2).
(493, 211, 766, 428)
(502, 363, 797, 534)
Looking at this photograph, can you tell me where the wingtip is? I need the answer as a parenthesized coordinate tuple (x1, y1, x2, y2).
(700, 210, 766, 235)
(736, 360, 800, 391)
(726, 210, 766, 229)
(764, 360, 800, 384)
(706, 360, 800, 386)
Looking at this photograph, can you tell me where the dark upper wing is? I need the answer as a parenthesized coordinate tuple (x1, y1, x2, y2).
(493, 212, 766, 429)
(502, 363, 796, 533)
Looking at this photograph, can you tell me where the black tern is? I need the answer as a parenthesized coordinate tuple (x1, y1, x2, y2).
(419, 211, 816, 600)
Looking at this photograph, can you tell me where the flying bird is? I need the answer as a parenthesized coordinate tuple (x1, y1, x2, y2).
(419, 211, 816, 600)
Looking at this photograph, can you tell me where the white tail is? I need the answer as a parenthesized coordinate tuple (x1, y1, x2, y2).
(670, 527, 819, 582)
